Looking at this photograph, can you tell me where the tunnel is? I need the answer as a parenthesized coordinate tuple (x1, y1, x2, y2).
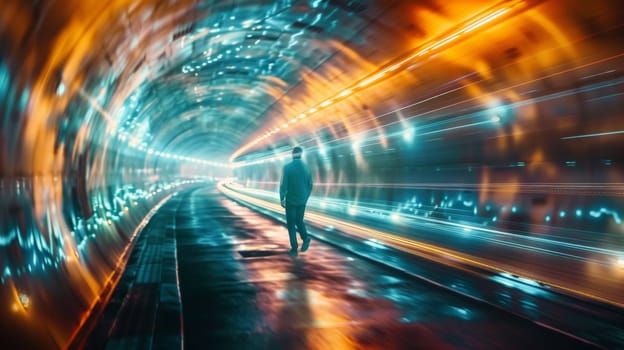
(1, 0, 624, 349)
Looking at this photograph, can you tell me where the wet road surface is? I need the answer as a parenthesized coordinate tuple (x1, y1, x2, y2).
(87, 186, 600, 349)
(178, 187, 594, 349)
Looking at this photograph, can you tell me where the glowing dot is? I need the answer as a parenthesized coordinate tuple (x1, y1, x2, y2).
(390, 213, 400, 222)
(576, 209, 582, 217)
(491, 116, 501, 122)
(18, 293, 30, 309)
(57, 82, 66, 96)
(403, 128, 415, 142)
(348, 207, 357, 215)
(618, 257, 624, 268)
(545, 215, 551, 222)
(559, 211, 566, 218)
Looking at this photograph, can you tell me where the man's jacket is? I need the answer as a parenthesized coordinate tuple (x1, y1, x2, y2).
(280, 159, 313, 206)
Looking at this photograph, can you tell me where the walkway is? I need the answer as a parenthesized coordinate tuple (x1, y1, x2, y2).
(85, 186, 602, 349)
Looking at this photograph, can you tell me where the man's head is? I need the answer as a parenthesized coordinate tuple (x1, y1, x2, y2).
(292, 146, 303, 159)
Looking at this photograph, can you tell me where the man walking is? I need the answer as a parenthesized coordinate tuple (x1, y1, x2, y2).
(280, 146, 313, 256)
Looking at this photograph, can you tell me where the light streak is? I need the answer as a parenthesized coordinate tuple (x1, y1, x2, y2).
(231, 184, 624, 256)
(218, 181, 624, 308)
(232, 72, 624, 167)
(239, 181, 624, 195)
(561, 130, 624, 140)
(461, 8, 510, 34)
(229, 0, 526, 162)
(78, 88, 118, 130)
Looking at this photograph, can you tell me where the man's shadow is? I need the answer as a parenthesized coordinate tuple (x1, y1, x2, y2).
(237, 250, 284, 258)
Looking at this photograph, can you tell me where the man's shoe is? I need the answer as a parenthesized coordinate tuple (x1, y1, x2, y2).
(301, 238, 312, 252)
(288, 249, 298, 257)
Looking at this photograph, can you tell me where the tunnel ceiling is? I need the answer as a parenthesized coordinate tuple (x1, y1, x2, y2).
(143, 0, 378, 161)
(4, 0, 511, 169)
(116, 0, 423, 163)
(4, 0, 624, 348)
(7, 0, 616, 171)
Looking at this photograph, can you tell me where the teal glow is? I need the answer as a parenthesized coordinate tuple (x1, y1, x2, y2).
(491, 273, 546, 296)
(57, 82, 66, 96)
(589, 208, 622, 224)
(348, 206, 357, 215)
(403, 127, 415, 141)
(0, 62, 9, 96)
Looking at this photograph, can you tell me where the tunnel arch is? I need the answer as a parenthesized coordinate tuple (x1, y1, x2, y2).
(2, 0, 624, 348)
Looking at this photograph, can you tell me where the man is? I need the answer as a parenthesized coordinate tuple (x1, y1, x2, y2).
(280, 146, 313, 256)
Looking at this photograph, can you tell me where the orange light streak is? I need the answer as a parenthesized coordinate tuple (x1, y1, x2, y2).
(229, 0, 527, 163)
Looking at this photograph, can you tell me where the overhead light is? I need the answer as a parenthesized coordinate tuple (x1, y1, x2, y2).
(338, 89, 352, 98)
(320, 99, 332, 107)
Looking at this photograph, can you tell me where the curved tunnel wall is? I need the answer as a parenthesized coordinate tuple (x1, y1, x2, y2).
(0, 1, 213, 348)
(1, 0, 624, 348)
(236, 0, 624, 238)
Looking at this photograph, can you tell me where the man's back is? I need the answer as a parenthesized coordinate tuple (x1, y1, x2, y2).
(280, 159, 312, 206)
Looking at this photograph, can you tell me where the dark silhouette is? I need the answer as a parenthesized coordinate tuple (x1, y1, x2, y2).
(280, 146, 313, 256)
